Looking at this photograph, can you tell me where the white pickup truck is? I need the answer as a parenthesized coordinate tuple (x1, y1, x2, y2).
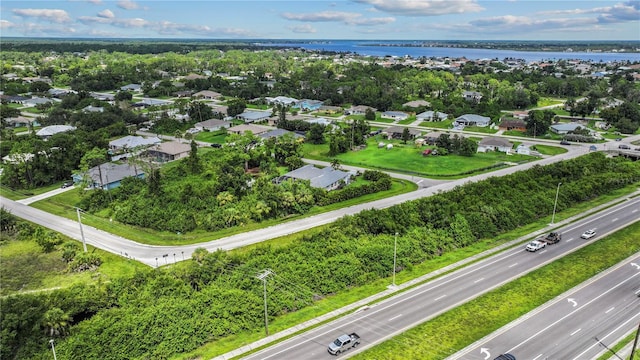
(328, 333, 361, 355)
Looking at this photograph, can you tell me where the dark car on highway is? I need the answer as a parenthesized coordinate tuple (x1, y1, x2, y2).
(61, 181, 74, 188)
(494, 354, 516, 360)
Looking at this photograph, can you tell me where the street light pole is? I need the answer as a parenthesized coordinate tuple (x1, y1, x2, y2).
(75, 207, 88, 252)
(392, 232, 398, 287)
(551, 182, 562, 224)
(49, 339, 57, 360)
(257, 269, 272, 336)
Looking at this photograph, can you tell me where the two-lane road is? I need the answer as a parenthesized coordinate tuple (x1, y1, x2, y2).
(239, 197, 640, 360)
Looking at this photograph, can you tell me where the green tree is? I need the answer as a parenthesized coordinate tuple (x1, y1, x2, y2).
(227, 98, 247, 117)
(41, 307, 70, 338)
(401, 127, 411, 144)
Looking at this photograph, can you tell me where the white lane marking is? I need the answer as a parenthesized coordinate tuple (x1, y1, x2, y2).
(566, 238, 574, 242)
(434, 295, 447, 301)
(632, 209, 638, 213)
(532, 354, 544, 360)
(388, 314, 403, 322)
(474, 277, 485, 284)
(605, 307, 615, 314)
(508, 263, 518, 268)
(570, 328, 581, 336)
(611, 217, 618, 222)
(539, 250, 547, 254)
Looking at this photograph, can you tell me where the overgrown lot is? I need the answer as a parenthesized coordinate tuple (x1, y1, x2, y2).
(3, 153, 639, 360)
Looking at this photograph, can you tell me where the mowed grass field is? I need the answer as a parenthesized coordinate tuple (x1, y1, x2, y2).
(304, 137, 535, 177)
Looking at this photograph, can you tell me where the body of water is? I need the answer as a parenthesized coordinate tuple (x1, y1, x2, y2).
(260, 40, 640, 63)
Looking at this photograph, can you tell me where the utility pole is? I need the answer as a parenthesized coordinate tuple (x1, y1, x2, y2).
(257, 269, 272, 336)
(551, 182, 562, 225)
(49, 339, 57, 360)
(630, 322, 640, 360)
(75, 207, 88, 252)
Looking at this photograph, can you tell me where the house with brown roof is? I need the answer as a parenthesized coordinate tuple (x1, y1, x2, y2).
(381, 125, 421, 140)
(146, 141, 191, 162)
(498, 119, 527, 132)
(227, 124, 272, 136)
(193, 90, 222, 100)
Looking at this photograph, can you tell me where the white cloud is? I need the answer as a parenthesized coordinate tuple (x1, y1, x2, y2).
(6, 22, 78, 36)
(117, 0, 139, 10)
(536, 1, 640, 23)
(12, 8, 72, 23)
(97, 9, 115, 19)
(1, 20, 15, 29)
(288, 24, 317, 33)
(351, 0, 484, 16)
(282, 10, 395, 26)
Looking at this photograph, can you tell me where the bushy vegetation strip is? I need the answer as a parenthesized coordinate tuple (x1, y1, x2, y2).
(351, 221, 640, 360)
(2, 153, 640, 360)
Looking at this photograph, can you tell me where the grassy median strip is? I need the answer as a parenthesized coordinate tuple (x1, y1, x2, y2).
(351, 221, 640, 360)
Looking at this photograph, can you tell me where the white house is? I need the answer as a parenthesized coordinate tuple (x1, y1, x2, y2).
(477, 137, 512, 153)
(381, 111, 409, 121)
(416, 111, 449, 122)
(454, 114, 491, 127)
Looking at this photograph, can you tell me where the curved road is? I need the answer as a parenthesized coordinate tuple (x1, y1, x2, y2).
(1, 143, 590, 267)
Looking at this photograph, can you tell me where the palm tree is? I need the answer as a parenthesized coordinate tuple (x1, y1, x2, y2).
(41, 307, 70, 338)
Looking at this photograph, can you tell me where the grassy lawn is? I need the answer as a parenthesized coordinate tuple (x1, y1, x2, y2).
(353, 220, 640, 360)
(195, 131, 228, 143)
(304, 137, 536, 178)
(397, 116, 416, 125)
(502, 130, 526, 137)
(0, 182, 65, 200)
(0, 234, 146, 297)
(463, 125, 498, 134)
(178, 184, 640, 360)
(419, 119, 453, 129)
(246, 104, 270, 110)
(532, 144, 568, 155)
(534, 97, 564, 108)
(29, 176, 415, 246)
(20, 107, 44, 114)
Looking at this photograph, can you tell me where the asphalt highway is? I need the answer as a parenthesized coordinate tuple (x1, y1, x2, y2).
(239, 197, 640, 360)
(450, 253, 640, 360)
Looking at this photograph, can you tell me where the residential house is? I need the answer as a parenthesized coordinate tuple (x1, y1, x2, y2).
(498, 119, 527, 132)
(416, 111, 449, 122)
(36, 125, 76, 138)
(477, 137, 512, 153)
(182, 73, 207, 81)
(0, 95, 30, 104)
(381, 111, 409, 121)
(344, 105, 376, 116)
(306, 117, 333, 126)
(516, 144, 531, 155)
(549, 122, 584, 134)
(134, 98, 172, 107)
(236, 110, 272, 123)
(297, 99, 323, 111)
(381, 125, 421, 140)
(259, 129, 305, 141)
(402, 100, 430, 108)
(454, 114, 491, 127)
(194, 119, 232, 132)
(82, 105, 104, 113)
(146, 141, 191, 162)
(462, 91, 483, 102)
(207, 104, 228, 117)
(193, 90, 222, 100)
(267, 96, 299, 106)
(72, 162, 144, 190)
(23, 97, 54, 107)
(318, 105, 343, 114)
(227, 124, 271, 136)
(5, 116, 39, 128)
(89, 92, 115, 101)
(277, 164, 353, 191)
(423, 131, 448, 145)
(173, 90, 194, 98)
(120, 84, 142, 92)
(109, 135, 161, 152)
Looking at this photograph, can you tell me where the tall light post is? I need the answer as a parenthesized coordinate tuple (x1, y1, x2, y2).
(551, 182, 562, 224)
(392, 232, 398, 287)
(49, 339, 57, 360)
(257, 269, 272, 336)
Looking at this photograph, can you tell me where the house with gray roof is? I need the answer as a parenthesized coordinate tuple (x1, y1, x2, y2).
(227, 124, 272, 135)
(477, 137, 512, 153)
(258, 129, 304, 141)
(82, 105, 104, 113)
(403, 100, 430, 108)
(381, 111, 409, 121)
(277, 164, 352, 191)
(72, 162, 144, 190)
(549, 122, 584, 134)
(194, 119, 232, 132)
(236, 110, 272, 123)
(109, 135, 162, 151)
(453, 114, 491, 127)
(36, 125, 76, 138)
(382, 125, 421, 140)
(193, 90, 222, 100)
(120, 83, 142, 92)
(344, 105, 376, 116)
(416, 111, 449, 122)
(463, 91, 483, 102)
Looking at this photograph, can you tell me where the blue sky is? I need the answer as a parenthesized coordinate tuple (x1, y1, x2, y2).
(1, 0, 639, 40)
